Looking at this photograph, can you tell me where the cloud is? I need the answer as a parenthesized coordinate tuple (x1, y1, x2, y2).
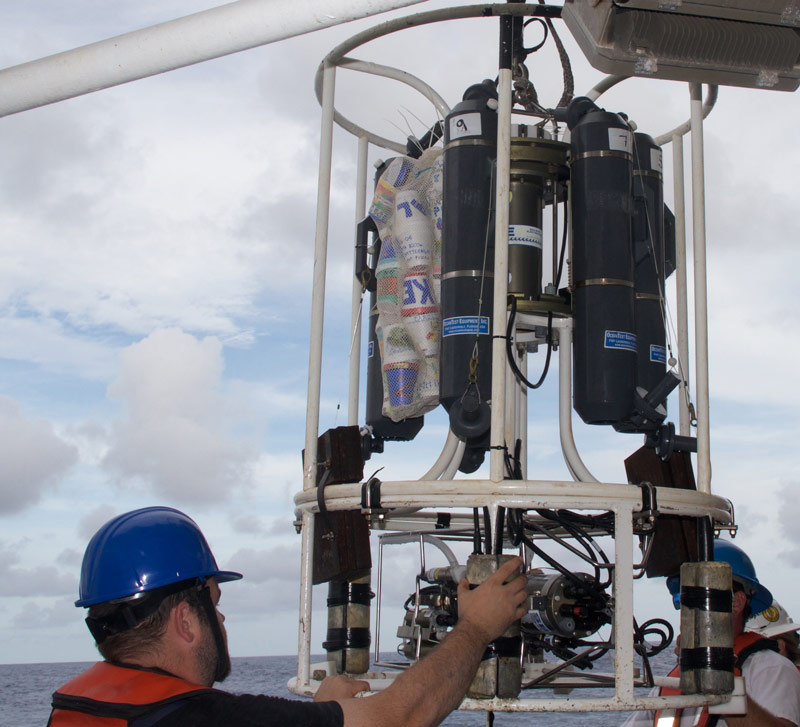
(777, 481, 800, 565)
(226, 545, 302, 584)
(0, 395, 78, 514)
(102, 328, 259, 502)
(0, 543, 76, 598)
(56, 548, 84, 567)
(10, 596, 76, 629)
(78, 505, 118, 540)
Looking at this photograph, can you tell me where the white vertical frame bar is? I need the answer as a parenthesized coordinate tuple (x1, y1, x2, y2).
(613, 503, 635, 701)
(672, 134, 691, 437)
(348, 136, 370, 426)
(297, 59, 336, 688)
(303, 61, 336, 492)
(689, 84, 711, 493)
(297, 510, 315, 686)
(490, 66, 513, 483)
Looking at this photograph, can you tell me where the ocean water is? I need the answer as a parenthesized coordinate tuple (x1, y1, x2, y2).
(1, 652, 670, 726)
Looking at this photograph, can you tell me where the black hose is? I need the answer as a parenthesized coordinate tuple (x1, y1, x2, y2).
(506, 294, 553, 389)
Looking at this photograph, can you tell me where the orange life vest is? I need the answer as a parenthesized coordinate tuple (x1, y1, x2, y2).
(654, 632, 780, 727)
(49, 661, 214, 726)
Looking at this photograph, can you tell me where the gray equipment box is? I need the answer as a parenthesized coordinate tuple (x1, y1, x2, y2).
(562, 0, 800, 92)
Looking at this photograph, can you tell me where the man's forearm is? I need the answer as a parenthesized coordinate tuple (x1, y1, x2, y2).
(390, 620, 490, 725)
(725, 697, 796, 727)
(340, 620, 490, 727)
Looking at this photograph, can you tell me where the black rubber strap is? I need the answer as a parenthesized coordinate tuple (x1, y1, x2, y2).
(85, 578, 200, 644)
(323, 627, 372, 651)
(680, 585, 732, 613)
(680, 646, 735, 672)
(327, 582, 374, 607)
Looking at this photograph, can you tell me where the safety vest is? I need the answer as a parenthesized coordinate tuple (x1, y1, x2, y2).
(48, 661, 214, 726)
(654, 632, 780, 727)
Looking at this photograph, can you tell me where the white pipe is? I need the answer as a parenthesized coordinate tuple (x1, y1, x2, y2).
(303, 63, 337, 491)
(348, 136, 369, 426)
(489, 66, 513, 484)
(613, 504, 635, 701)
(0, 0, 427, 118)
(672, 134, 691, 437)
(586, 74, 628, 102)
(439, 439, 467, 481)
(689, 84, 711, 493)
(420, 429, 462, 481)
(338, 56, 450, 117)
(557, 321, 599, 483)
(655, 86, 718, 147)
(379, 532, 460, 569)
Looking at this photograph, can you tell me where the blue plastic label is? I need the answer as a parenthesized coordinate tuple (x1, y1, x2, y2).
(443, 316, 490, 337)
(604, 330, 637, 352)
(368, 341, 374, 359)
(508, 224, 542, 249)
(650, 344, 666, 363)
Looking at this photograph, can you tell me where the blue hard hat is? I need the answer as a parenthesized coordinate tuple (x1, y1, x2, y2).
(76, 506, 242, 607)
(666, 539, 773, 614)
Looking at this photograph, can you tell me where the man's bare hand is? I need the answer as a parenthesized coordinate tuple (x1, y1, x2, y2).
(314, 675, 370, 702)
(456, 556, 529, 644)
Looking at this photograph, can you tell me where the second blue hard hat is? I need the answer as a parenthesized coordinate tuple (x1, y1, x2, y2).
(666, 538, 773, 614)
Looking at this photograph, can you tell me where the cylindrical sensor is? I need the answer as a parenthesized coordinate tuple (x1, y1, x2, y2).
(465, 554, 522, 699)
(679, 561, 734, 695)
(323, 575, 373, 674)
(568, 97, 636, 425)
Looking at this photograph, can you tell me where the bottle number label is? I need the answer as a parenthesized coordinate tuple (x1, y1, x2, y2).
(449, 113, 482, 140)
(608, 129, 632, 152)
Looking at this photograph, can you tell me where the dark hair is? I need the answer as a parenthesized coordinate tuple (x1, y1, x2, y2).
(732, 581, 752, 621)
(88, 584, 205, 663)
(779, 631, 800, 665)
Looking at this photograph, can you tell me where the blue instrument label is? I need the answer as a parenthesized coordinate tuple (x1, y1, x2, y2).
(604, 330, 637, 352)
(443, 316, 490, 337)
(650, 344, 666, 363)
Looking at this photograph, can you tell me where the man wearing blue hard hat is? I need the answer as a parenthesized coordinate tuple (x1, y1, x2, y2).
(623, 538, 800, 727)
(50, 506, 529, 726)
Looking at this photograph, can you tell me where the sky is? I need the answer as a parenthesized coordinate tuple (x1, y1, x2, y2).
(0, 0, 798, 671)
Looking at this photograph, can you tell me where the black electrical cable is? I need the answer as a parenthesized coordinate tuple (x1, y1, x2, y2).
(473, 509, 482, 555)
(483, 506, 492, 555)
(635, 618, 675, 658)
(521, 17, 549, 54)
(555, 198, 569, 288)
(520, 532, 601, 594)
(495, 506, 506, 555)
(526, 507, 614, 578)
(506, 294, 553, 389)
(507, 508, 524, 547)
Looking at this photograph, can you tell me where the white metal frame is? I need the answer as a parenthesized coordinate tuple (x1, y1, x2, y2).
(295, 3, 732, 712)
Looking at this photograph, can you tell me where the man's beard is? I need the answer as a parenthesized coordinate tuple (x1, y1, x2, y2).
(197, 628, 231, 685)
